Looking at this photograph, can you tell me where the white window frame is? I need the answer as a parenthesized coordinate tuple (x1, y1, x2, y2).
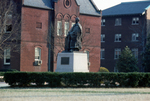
(114, 67, 118, 72)
(64, 22, 69, 36)
(4, 48, 11, 65)
(35, 47, 41, 61)
(101, 34, 105, 42)
(101, 19, 105, 26)
(132, 48, 138, 59)
(132, 17, 139, 25)
(101, 48, 105, 59)
(132, 33, 139, 41)
(115, 18, 121, 26)
(114, 48, 121, 59)
(5, 12, 12, 33)
(115, 34, 121, 42)
(57, 21, 62, 36)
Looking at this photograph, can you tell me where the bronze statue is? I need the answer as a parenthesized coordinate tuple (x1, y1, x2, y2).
(65, 17, 82, 52)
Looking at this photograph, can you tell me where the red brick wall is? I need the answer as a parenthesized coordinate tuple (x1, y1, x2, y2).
(20, 7, 49, 72)
(80, 15, 101, 72)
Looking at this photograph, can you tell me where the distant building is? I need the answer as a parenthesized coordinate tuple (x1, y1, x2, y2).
(101, 1, 150, 72)
(0, 0, 102, 72)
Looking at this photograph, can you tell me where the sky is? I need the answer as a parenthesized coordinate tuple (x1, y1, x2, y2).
(93, 0, 146, 10)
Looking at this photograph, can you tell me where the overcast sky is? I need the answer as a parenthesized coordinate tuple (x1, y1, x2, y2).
(93, 0, 146, 10)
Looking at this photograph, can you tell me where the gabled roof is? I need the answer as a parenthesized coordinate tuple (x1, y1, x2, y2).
(103, 1, 150, 16)
(23, 0, 101, 16)
(76, 0, 101, 16)
(23, 0, 53, 10)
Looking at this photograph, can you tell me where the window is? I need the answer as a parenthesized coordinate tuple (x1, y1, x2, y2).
(114, 67, 118, 72)
(132, 17, 139, 25)
(114, 48, 121, 59)
(35, 47, 41, 61)
(85, 28, 90, 34)
(132, 48, 138, 59)
(132, 33, 139, 41)
(72, 22, 75, 27)
(101, 19, 105, 26)
(5, 25, 12, 33)
(115, 34, 121, 42)
(115, 18, 121, 26)
(64, 22, 69, 36)
(101, 34, 105, 42)
(36, 22, 42, 29)
(5, 12, 12, 33)
(101, 48, 105, 59)
(4, 48, 10, 65)
(57, 21, 62, 36)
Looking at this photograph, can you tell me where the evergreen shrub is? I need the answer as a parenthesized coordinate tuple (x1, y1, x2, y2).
(4, 72, 150, 87)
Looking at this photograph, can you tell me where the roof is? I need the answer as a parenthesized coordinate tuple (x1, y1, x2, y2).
(76, 0, 101, 16)
(23, 0, 53, 10)
(23, 0, 101, 16)
(102, 1, 150, 16)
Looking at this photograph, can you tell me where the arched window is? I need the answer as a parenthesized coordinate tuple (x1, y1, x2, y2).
(64, 14, 70, 36)
(35, 47, 41, 61)
(56, 13, 63, 36)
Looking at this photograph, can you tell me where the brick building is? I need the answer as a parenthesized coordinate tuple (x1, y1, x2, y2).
(101, 1, 150, 72)
(0, 0, 101, 72)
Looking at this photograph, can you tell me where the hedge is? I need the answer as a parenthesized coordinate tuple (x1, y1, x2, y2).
(4, 72, 150, 87)
(0, 72, 4, 76)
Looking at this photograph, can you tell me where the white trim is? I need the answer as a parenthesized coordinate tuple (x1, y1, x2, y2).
(132, 17, 139, 25)
(114, 48, 121, 59)
(4, 48, 11, 65)
(132, 33, 139, 41)
(101, 34, 105, 42)
(101, 48, 105, 59)
(57, 21, 62, 36)
(64, 22, 69, 36)
(101, 19, 105, 26)
(115, 34, 121, 42)
(115, 18, 122, 26)
(35, 47, 41, 61)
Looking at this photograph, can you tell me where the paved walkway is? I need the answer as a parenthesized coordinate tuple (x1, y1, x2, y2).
(0, 82, 10, 88)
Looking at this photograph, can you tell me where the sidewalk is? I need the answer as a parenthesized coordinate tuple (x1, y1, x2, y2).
(0, 82, 10, 88)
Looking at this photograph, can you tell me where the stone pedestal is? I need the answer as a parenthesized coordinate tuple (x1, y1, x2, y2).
(55, 52, 89, 72)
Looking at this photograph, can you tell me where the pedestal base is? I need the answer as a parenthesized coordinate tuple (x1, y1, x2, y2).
(55, 52, 89, 72)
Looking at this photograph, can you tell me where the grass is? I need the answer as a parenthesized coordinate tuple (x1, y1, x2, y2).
(1, 88, 150, 94)
(0, 88, 150, 101)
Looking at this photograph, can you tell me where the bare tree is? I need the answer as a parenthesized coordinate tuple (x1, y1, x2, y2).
(0, 0, 21, 59)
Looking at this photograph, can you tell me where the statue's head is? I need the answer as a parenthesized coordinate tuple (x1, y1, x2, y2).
(75, 17, 80, 23)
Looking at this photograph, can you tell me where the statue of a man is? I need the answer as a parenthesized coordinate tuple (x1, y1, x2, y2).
(65, 17, 82, 52)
